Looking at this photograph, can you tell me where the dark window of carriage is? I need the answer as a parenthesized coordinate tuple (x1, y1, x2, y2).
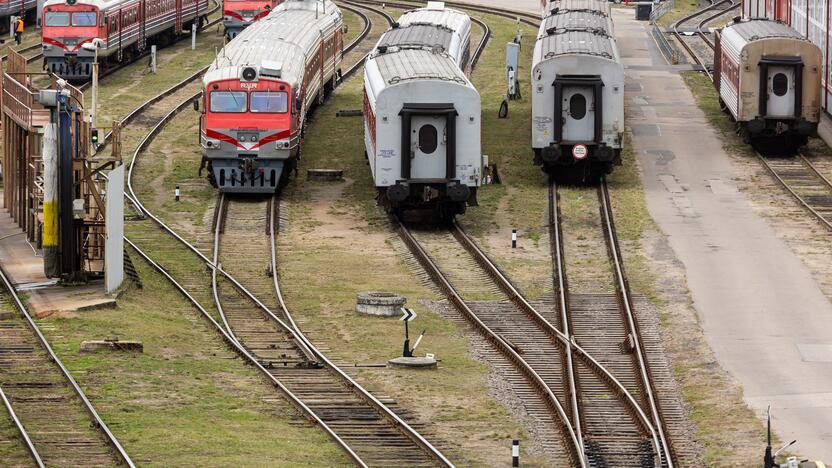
(570, 93, 587, 120)
(772, 73, 789, 97)
(419, 124, 438, 154)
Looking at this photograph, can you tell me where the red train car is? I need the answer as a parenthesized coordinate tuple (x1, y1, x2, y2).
(743, 0, 832, 113)
(199, 0, 344, 193)
(42, 0, 209, 80)
(222, 0, 282, 39)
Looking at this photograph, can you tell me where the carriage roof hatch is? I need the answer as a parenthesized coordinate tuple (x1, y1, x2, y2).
(260, 60, 283, 79)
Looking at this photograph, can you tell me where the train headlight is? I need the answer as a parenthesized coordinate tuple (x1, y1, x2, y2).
(204, 137, 220, 148)
(42, 44, 52, 51)
(275, 139, 291, 149)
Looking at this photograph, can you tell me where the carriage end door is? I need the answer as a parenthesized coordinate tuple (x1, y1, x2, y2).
(760, 57, 803, 119)
(410, 115, 446, 179)
(561, 87, 595, 142)
(399, 104, 457, 181)
(553, 75, 603, 145)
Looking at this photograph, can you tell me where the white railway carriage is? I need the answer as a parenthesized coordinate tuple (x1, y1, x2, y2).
(531, 8, 624, 180)
(199, 0, 344, 193)
(714, 19, 820, 149)
(394, 3, 472, 69)
(363, 3, 481, 218)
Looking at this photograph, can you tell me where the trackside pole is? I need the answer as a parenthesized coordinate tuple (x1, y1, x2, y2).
(151, 45, 157, 73)
(192, 27, 196, 50)
(512, 440, 520, 466)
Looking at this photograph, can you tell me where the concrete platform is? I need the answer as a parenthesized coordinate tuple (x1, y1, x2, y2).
(0, 208, 116, 317)
(387, 356, 437, 369)
(615, 8, 832, 461)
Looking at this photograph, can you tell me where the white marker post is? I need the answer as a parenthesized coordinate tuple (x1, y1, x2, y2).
(512, 440, 520, 467)
(151, 45, 157, 73)
(191, 27, 196, 50)
(175, 185, 180, 202)
(512, 228, 517, 249)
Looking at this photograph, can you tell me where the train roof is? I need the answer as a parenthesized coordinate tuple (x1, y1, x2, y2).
(370, 48, 469, 86)
(539, 10, 613, 38)
(542, 0, 610, 17)
(536, 29, 618, 61)
(203, 0, 341, 87)
(723, 19, 806, 42)
(379, 24, 454, 52)
(397, 2, 470, 32)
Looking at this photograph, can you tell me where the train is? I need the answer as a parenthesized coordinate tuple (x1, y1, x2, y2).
(222, 0, 281, 39)
(199, 0, 344, 193)
(714, 18, 821, 151)
(531, 0, 624, 180)
(363, 2, 482, 218)
(42, 0, 210, 81)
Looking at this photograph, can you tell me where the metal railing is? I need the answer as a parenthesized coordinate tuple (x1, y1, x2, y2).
(650, 0, 676, 22)
(651, 24, 681, 63)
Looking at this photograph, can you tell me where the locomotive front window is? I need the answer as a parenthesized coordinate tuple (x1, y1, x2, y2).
(250, 91, 288, 113)
(210, 91, 247, 112)
(772, 73, 789, 97)
(72, 12, 97, 26)
(44, 12, 70, 26)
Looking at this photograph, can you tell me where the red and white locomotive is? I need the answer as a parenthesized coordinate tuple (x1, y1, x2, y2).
(42, 0, 209, 80)
(199, 0, 344, 193)
(222, 0, 281, 39)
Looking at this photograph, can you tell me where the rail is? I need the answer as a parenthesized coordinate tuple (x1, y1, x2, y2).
(599, 178, 675, 466)
(0, 385, 44, 468)
(0, 262, 135, 467)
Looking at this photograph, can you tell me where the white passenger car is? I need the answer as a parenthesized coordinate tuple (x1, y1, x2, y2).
(531, 6, 624, 180)
(363, 2, 481, 218)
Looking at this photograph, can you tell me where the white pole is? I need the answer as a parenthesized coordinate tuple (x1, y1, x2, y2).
(191, 27, 196, 50)
(9, 17, 13, 39)
(91, 47, 98, 130)
(151, 45, 156, 73)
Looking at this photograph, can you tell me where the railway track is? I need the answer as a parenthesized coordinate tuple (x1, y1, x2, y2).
(394, 195, 685, 466)
(0, 262, 133, 466)
(555, 180, 677, 466)
(757, 153, 832, 230)
(117, 3, 459, 466)
(208, 194, 449, 466)
(670, 0, 733, 76)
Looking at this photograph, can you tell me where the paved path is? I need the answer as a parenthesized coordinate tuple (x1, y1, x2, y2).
(615, 9, 832, 462)
(0, 208, 114, 316)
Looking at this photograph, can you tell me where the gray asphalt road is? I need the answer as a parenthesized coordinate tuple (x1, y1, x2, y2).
(614, 8, 832, 462)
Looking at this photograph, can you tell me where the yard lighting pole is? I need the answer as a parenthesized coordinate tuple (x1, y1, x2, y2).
(82, 39, 103, 136)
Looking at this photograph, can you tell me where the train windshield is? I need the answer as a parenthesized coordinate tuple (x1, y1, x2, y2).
(210, 91, 247, 112)
(250, 91, 288, 113)
(72, 12, 97, 26)
(44, 12, 70, 26)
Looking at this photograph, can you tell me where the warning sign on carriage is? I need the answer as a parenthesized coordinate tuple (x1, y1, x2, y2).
(572, 144, 588, 160)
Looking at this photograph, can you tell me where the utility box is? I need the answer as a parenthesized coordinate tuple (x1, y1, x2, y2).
(506, 42, 520, 81)
(636, 2, 653, 20)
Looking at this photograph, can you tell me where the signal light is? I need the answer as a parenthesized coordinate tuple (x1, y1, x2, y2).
(91, 128, 99, 145)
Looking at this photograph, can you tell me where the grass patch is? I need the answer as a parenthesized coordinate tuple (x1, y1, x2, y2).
(36, 246, 348, 466)
(657, 0, 700, 27)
